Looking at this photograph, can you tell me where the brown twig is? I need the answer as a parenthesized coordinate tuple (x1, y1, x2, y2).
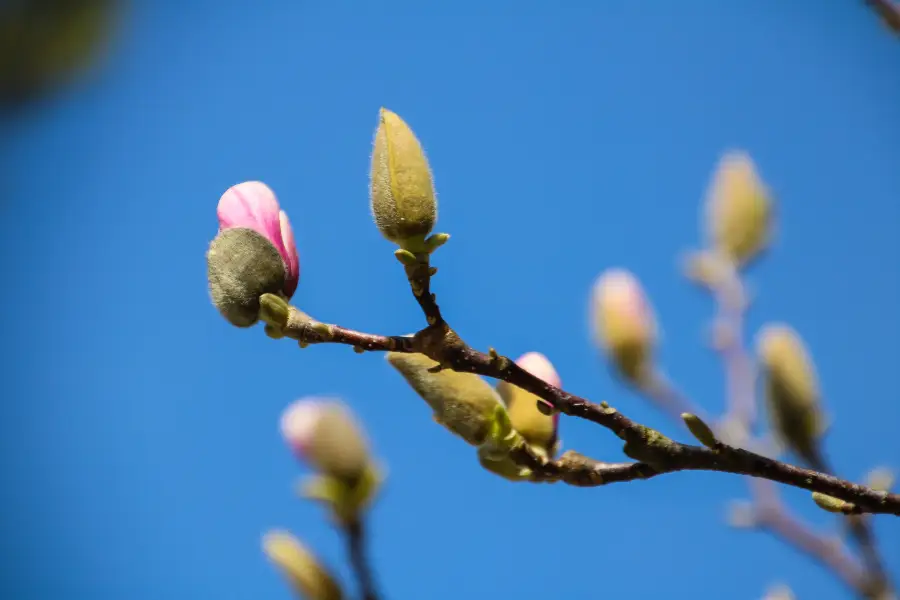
(866, 0, 900, 34)
(706, 261, 893, 599)
(258, 276, 900, 515)
(344, 519, 381, 600)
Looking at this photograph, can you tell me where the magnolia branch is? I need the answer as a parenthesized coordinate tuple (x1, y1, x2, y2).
(257, 280, 900, 516)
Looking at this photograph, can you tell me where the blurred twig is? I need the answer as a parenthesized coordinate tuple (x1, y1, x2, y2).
(344, 520, 381, 600)
(866, 0, 900, 34)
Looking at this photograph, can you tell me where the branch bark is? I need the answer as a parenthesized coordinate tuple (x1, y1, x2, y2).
(344, 519, 380, 600)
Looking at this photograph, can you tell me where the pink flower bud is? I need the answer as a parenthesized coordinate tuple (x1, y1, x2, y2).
(591, 269, 657, 383)
(515, 351, 562, 432)
(280, 397, 371, 484)
(217, 181, 299, 298)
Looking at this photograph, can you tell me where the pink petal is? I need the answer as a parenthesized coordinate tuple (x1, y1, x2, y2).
(279, 210, 300, 298)
(516, 352, 561, 388)
(280, 399, 325, 458)
(217, 182, 287, 258)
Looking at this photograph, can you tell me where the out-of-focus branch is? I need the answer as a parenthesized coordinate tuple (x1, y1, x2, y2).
(866, 0, 900, 34)
(344, 520, 380, 600)
(708, 265, 893, 599)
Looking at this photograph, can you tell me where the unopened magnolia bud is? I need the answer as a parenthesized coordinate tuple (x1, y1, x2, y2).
(281, 398, 372, 486)
(704, 151, 774, 267)
(591, 269, 657, 384)
(757, 324, 825, 470)
(496, 352, 561, 458)
(370, 108, 437, 250)
(386, 352, 503, 446)
(477, 448, 532, 482)
(681, 413, 718, 449)
(263, 531, 344, 600)
(207, 228, 287, 327)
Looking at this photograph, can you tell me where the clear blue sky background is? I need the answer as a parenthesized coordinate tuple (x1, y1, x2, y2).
(2, 2, 898, 599)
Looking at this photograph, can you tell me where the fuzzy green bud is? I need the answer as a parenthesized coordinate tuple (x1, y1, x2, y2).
(704, 151, 774, 267)
(263, 530, 344, 600)
(207, 227, 287, 327)
(386, 352, 503, 446)
(681, 413, 719, 449)
(757, 323, 825, 470)
(370, 108, 437, 250)
(496, 352, 561, 458)
(811, 492, 855, 514)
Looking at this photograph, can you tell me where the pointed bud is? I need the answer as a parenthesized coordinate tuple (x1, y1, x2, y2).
(811, 492, 856, 514)
(369, 108, 437, 251)
(281, 398, 372, 486)
(704, 151, 774, 267)
(217, 181, 299, 297)
(262, 531, 344, 600)
(496, 352, 561, 458)
(207, 228, 288, 327)
(757, 324, 825, 469)
(386, 352, 503, 446)
(590, 269, 657, 385)
(681, 413, 719, 449)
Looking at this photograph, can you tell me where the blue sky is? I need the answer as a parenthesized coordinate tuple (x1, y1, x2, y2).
(2, 2, 898, 599)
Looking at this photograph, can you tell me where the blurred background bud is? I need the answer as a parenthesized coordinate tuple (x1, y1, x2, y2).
(496, 352, 560, 458)
(369, 108, 437, 250)
(386, 352, 504, 446)
(865, 467, 895, 492)
(590, 269, 657, 385)
(0, 0, 117, 110)
(703, 151, 774, 268)
(281, 397, 372, 487)
(757, 324, 826, 471)
(217, 181, 299, 297)
(262, 530, 344, 600)
(726, 500, 757, 529)
(762, 583, 796, 600)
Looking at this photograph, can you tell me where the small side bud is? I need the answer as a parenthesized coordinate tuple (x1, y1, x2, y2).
(393, 248, 418, 266)
(281, 398, 372, 487)
(757, 324, 825, 470)
(259, 293, 290, 328)
(681, 413, 719, 449)
(207, 228, 287, 327)
(262, 530, 344, 600)
(590, 269, 658, 385)
(424, 232, 450, 253)
(370, 108, 437, 250)
(704, 150, 774, 267)
(812, 492, 856, 514)
(477, 448, 532, 482)
(386, 352, 504, 446)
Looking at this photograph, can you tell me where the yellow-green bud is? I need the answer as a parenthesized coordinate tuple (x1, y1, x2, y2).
(704, 150, 774, 267)
(386, 352, 503, 446)
(262, 530, 344, 600)
(590, 269, 658, 385)
(496, 352, 561, 458)
(370, 108, 437, 250)
(811, 492, 855, 514)
(681, 413, 719, 449)
(757, 324, 825, 470)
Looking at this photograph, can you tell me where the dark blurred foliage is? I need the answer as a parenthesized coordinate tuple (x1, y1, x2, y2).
(0, 0, 118, 111)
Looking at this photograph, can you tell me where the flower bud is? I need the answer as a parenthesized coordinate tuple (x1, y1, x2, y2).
(386, 352, 503, 446)
(762, 584, 796, 600)
(496, 352, 561, 458)
(217, 181, 299, 297)
(369, 108, 437, 250)
(281, 398, 371, 486)
(681, 413, 718, 449)
(757, 324, 825, 470)
(590, 269, 657, 384)
(207, 228, 288, 327)
(263, 531, 344, 600)
(704, 151, 774, 267)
